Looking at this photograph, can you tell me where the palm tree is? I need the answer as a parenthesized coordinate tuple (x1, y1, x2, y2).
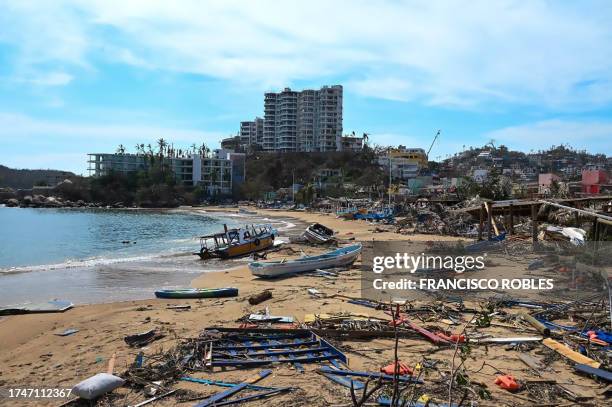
(116, 144, 126, 154)
(157, 138, 167, 156)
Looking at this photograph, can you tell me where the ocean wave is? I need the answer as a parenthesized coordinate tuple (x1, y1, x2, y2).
(0, 252, 168, 275)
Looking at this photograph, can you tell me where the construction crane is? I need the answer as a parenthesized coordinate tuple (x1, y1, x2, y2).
(427, 130, 440, 159)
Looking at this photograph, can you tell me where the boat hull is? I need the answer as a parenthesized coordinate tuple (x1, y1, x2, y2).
(199, 236, 274, 259)
(303, 223, 335, 244)
(303, 229, 332, 244)
(249, 244, 362, 278)
(154, 288, 239, 299)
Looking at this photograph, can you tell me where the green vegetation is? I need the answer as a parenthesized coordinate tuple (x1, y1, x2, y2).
(0, 165, 75, 189)
(456, 168, 512, 201)
(240, 147, 387, 202)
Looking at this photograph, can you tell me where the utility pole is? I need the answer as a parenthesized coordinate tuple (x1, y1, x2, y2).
(292, 170, 295, 203)
(388, 154, 392, 207)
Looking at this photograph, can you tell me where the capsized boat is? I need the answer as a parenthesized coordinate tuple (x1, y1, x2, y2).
(196, 223, 277, 259)
(154, 288, 239, 299)
(303, 223, 335, 244)
(249, 243, 362, 278)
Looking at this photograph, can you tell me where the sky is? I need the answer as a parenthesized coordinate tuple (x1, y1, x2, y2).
(0, 0, 611, 175)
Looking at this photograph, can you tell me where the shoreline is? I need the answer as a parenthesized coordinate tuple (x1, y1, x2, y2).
(0, 206, 306, 307)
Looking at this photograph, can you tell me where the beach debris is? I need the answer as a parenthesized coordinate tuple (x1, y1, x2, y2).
(54, 328, 79, 336)
(519, 312, 551, 336)
(200, 327, 347, 368)
(517, 353, 546, 371)
(318, 366, 422, 384)
(124, 328, 164, 347)
(495, 375, 520, 391)
(127, 389, 176, 407)
(574, 364, 612, 382)
(307, 288, 323, 298)
(380, 361, 413, 376)
(181, 376, 284, 391)
(248, 290, 273, 305)
(71, 372, 125, 400)
(0, 299, 73, 316)
(319, 370, 365, 390)
(305, 268, 340, 279)
(542, 226, 587, 245)
(248, 306, 294, 323)
(528, 259, 544, 270)
(436, 331, 466, 343)
(475, 336, 543, 344)
(107, 352, 116, 374)
(166, 304, 191, 311)
(542, 338, 601, 368)
(183, 373, 294, 406)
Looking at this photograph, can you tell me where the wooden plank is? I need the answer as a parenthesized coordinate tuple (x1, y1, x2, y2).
(107, 353, 116, 374)
(404, 320, 450, 345)
(542, 338, 601, 369)
(520, 313, 551, 336)
(194, 369, 272, 407)
(476, 336, 542, 343)
(517, 353, 545, 370)
(485, 202, 500, 236)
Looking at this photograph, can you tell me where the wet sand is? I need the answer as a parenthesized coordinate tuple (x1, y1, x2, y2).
(0, 207, 607, 406)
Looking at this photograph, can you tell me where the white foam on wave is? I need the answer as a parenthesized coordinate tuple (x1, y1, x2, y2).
(0, 252, 167, 275)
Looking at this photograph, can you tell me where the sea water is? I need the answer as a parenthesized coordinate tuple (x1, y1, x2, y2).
(0, 207, 293, 306)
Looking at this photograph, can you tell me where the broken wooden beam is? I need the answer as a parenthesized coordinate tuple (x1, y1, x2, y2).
(542, 338, 601, 369)
(520, 313, 551, 337)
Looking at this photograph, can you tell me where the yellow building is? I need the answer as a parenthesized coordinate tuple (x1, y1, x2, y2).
(388, 147, 428, 167)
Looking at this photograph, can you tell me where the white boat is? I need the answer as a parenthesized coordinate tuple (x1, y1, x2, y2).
(249, 243, 362, 278)
(303, 223, 335, 244)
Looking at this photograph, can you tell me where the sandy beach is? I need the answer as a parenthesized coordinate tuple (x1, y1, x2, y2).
(0, 208, 608, 406)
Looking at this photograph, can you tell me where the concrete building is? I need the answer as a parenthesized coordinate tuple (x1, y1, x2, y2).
(340, 135, 364, 152)
(239, 117, 264, 148)
(582, 169, 610, 195)
(87, 153, 233, 195)
(379, 147, 428, 181)
(538, 173, 561, 195)
(263, 85, 343, 152)
(472, 169, 489, 183)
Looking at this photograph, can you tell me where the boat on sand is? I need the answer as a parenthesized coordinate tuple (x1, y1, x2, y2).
(196, 224, 277, 259)
(249, 243, 362, 278)
(303, 223, 335, 244)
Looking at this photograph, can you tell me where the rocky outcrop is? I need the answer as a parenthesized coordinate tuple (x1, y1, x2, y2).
(6, 198, 19, 207)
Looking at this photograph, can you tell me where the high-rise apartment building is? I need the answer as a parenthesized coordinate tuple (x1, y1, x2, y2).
(262, 85, 342, 152)
(239, 117, 263, 147)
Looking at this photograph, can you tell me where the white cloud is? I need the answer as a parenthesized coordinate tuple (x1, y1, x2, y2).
(0, 112, 226, 173)
(486, 119, 612, 155)
(1, 0, 611, 108)
(349, 77, 415, 102)
(0, 112, 224, 143)
(18, 72, 73, 86)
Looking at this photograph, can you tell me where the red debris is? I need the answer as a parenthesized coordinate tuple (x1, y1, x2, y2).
(495, 375, 520, 391)
(381, 361, 413, 376)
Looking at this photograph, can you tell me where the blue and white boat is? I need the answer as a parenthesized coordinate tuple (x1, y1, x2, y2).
(249, 243, 362, 278)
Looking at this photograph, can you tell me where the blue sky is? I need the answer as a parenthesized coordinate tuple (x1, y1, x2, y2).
(0, 0, 611, 175)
